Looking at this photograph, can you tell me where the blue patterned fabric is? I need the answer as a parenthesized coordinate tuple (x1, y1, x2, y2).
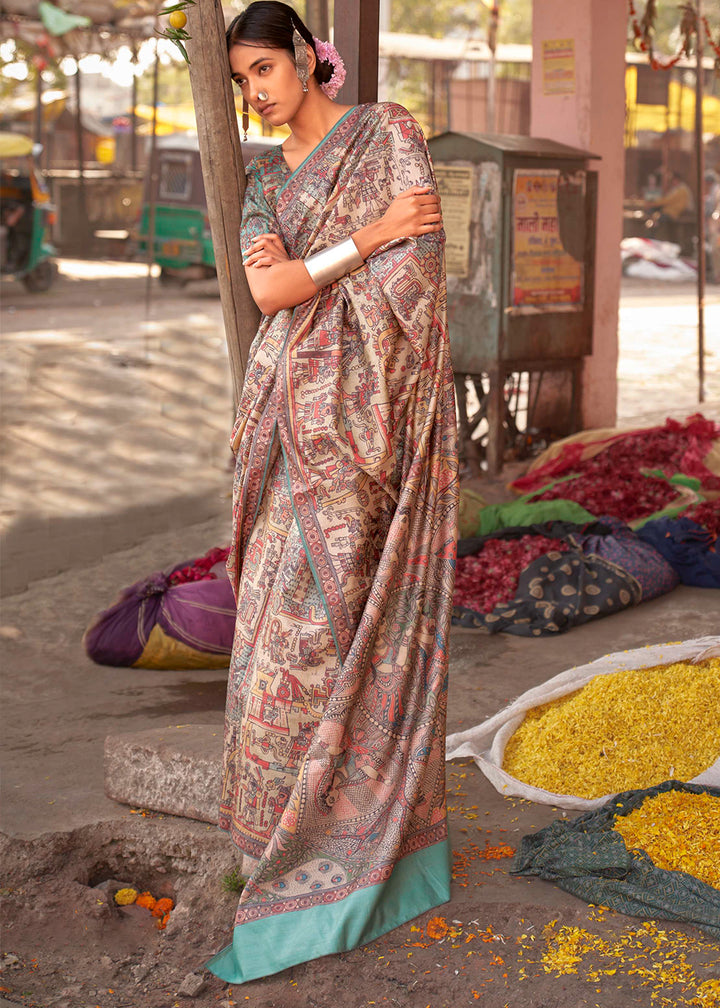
(636, 516, 720, 588)
(452, 519, 677, 635)
(577, 515, 680, 600)
(512, 781, 720, 938)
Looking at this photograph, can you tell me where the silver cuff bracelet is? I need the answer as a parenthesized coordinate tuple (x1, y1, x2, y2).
(304, 237, 363, 288)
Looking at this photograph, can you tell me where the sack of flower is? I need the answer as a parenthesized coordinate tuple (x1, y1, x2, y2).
(445, 637, 720, 810)
(512, 780, 720, 938)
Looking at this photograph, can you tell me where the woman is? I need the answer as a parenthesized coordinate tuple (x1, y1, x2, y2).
(207, 1, 458, 983)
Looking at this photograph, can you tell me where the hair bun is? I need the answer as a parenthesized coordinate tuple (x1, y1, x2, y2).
(315, 58, 334, 86)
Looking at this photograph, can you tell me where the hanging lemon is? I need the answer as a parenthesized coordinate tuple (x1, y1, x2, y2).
(168, 9, 187, 29)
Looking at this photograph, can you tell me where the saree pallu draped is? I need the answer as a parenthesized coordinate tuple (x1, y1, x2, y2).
(207, 103, 458, 984)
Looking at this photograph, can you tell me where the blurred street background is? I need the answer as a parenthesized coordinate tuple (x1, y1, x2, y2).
(1, 261, 718, 596)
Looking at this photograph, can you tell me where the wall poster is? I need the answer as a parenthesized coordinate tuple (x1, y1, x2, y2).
(511, 168, 586, 313)
(542, 38, 576, 95)
(433, 163, 474, 278)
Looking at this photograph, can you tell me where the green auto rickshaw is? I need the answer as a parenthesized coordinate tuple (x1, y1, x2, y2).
(0, 132, 56, 292)
(134, 133, 278, 285)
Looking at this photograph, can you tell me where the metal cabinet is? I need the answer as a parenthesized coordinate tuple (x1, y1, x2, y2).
(428, 132, 599, 474)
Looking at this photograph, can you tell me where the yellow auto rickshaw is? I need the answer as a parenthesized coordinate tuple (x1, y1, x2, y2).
(0, 131, 56, 292)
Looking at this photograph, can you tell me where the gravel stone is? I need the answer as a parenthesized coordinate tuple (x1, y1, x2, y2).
(178, 971, 207, 997)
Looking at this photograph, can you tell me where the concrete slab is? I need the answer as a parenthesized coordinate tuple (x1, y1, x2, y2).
(104, 724, 223, 824)
(0, 512, 228, 841)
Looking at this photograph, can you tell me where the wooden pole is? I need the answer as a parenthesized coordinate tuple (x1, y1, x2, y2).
(34, 66, 43, 153)
(144, 39, 159, 324)
(487, 4, 499, 134)
(334, 0, 380, 105)
(306, 0, 329, 39)
(130, 44, 138, 173)
(695, 0, 705, 404)
(185, 0, 260, 406)
(73, 60, 89, 246)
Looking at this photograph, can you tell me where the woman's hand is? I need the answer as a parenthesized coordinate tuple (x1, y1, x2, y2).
(243, 232, 290, 269)
(380, 186, 443, 240)
(351, 186, 443, 260)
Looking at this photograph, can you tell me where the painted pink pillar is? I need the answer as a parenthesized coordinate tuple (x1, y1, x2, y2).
(531, 0, 627, 427)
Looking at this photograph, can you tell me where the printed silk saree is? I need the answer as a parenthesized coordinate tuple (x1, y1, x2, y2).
(207, 103, 458, 983)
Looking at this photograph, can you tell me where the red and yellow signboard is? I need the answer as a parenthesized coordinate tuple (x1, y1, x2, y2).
(512, 169, 584, 312)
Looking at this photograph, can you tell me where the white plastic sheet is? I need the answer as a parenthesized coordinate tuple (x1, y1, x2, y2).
(445, 636, 720, 810)
(620, 236, 697, 280)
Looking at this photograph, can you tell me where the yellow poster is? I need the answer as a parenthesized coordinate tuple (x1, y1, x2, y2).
(542, 38, 576, 96)
(512, 169, 584, 311)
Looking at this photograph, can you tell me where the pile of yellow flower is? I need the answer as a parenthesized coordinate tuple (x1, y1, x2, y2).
(613, 789, 720, 890)
(114, 888, 175, 928)
(503, 659, 720, 798)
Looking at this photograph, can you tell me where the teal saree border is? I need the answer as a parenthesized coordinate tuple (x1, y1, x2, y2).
(206, 837, 451, 984)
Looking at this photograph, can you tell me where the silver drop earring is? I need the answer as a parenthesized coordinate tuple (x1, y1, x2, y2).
(292, 27, 310, 92)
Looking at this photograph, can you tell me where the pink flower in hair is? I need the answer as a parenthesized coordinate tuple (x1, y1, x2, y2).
(313, 37, 346, 99)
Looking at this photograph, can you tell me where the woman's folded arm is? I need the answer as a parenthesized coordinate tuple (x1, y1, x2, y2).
(242, 186, 442, 315)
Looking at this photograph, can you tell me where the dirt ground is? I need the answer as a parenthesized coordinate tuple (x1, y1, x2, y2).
(2, 591, 719, 1008)
(1, 263, 719, 1007)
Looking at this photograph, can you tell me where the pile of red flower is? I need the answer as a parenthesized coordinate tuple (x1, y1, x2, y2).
(168, 546, 230, 586)
(680, 501, 720, 536)
(513, 416, 720, 524)
(454, 534, 569, 614)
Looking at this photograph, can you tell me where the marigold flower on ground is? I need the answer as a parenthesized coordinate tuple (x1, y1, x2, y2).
(151, 897, 174, 918)
(135, 891, 156, 911)
(113, 888, 138, 906)
(426, 916, 449, 940)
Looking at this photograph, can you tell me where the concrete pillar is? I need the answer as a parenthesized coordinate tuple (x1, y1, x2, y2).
(531, 0, 627, 428)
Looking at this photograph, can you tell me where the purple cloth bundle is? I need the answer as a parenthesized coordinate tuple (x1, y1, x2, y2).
(578, 516, 680, 600)
(84, 551, 236, 669)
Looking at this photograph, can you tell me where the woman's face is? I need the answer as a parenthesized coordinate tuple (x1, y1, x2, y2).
(229, 43, 307, 127)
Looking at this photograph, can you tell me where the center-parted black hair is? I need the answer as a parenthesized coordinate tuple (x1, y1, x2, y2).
(226, 1, 333, 88)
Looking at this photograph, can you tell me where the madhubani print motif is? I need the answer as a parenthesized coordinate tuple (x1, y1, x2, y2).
(219, 453, 342, 857)
(220, 103, 458, 927)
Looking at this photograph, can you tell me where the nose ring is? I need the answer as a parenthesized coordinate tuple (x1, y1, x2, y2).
(258, 91, 269, 101)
